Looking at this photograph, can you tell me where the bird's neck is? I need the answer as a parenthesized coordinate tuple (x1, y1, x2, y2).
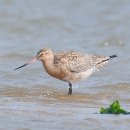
(42, 58, 54, 69)
(41, 58, 58, 76)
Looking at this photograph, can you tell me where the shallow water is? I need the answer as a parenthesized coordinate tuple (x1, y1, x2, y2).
(0, 0, 130, 130)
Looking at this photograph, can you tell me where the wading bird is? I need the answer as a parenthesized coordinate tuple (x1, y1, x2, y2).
(15, 48, 117, 95)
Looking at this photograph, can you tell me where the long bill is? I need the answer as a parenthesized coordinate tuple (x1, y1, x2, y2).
(14, 57, 37, 70)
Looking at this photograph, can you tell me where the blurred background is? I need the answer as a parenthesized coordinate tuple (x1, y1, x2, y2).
(1, 0, 130, 88)
(0, 0, 130, 130)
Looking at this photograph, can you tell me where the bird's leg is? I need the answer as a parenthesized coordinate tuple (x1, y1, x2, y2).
(68, 83, 72, 95)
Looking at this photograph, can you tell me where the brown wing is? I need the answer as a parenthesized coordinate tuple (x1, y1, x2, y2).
(54, 51, 109, 73)
(66, 54, 110, 72)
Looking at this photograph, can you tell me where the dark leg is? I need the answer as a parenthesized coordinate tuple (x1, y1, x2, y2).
(68, 83, 72, 95)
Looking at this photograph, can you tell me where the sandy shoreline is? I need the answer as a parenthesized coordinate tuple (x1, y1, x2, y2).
(0, 83, 130, 130)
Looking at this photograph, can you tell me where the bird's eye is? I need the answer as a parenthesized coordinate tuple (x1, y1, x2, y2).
(39, 53, 43, 57)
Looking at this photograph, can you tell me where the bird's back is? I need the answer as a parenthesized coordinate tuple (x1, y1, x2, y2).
(54, 51, 110, 73)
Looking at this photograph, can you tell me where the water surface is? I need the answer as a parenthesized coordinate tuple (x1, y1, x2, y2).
(0, 0, 130, 130)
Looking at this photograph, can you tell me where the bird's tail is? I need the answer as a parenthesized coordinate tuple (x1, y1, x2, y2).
(109, 55, 117, 59)
(96, 55, 117, 69)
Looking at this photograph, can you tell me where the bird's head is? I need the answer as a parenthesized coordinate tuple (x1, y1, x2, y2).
(37, 48, 54, 61)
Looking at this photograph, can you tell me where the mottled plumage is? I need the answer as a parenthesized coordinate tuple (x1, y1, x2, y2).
(37, 48, 117, 95)
(55, 51, 110, 72)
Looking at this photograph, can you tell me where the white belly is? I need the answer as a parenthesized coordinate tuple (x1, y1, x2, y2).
(75, 68, 96, 81)
(64, 68, 97, 83)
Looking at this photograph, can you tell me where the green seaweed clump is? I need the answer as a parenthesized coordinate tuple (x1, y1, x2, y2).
(100, 101, 128, 114)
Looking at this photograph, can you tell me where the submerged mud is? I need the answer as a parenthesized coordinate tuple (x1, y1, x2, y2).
(0, 84, 130, 130)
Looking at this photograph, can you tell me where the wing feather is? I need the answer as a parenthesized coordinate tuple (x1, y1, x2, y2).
(54, 51, 109, 73)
